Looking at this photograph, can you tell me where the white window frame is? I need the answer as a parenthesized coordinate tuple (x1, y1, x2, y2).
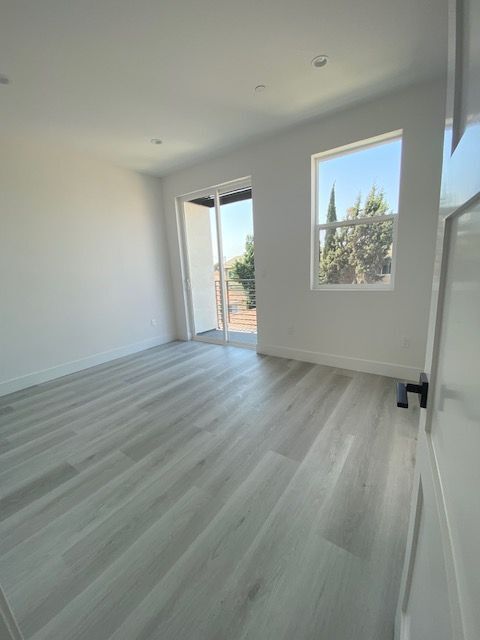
(311, 130, 402, 291)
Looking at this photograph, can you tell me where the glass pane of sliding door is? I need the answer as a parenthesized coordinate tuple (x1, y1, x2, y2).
(219, 190, 256, 345)
(182, 180, 256, 347)
(183, 195, 226, 342)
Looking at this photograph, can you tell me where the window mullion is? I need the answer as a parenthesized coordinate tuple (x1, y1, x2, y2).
(318, 213, 396, 231)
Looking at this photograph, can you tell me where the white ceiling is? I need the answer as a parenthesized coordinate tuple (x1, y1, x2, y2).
(1, 0, 447, 176)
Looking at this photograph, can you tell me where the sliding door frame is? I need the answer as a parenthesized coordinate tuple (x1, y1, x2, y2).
(213, 188, 229, 343)
(177, 176, 255, 349)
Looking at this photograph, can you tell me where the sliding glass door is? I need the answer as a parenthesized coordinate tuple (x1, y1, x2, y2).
(182, 179, 256, 347)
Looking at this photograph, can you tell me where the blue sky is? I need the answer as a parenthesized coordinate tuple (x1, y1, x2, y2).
(317, 138, 402, 223)
(210, 199, 254, 262)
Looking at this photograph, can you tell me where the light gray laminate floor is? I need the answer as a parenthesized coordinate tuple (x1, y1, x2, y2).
(0, 341, 418, 640)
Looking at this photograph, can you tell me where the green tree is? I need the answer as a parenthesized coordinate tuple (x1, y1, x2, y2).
(319, 183, 342, 283)
(349, 185, 393, 283)
(324, 183, 337, 252)
(319, 185, 393, 284)
(230, 234, 256, 308)
(333, 193, 362, 283)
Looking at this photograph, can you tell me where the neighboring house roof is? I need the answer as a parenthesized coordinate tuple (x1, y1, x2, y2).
(215, 256, 242, 270)
(224, 256, 242, 269)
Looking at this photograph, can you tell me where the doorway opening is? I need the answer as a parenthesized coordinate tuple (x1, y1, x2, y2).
(181, 179, 256, 347)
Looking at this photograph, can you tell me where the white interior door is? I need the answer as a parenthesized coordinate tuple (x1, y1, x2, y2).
(395, 1, 480, 638)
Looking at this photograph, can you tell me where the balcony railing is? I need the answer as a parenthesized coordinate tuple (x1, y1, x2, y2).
(215, 279, 256, 333)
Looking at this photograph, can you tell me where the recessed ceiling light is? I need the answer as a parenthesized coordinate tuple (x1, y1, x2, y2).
(150, 138, 163, 145)
(0, 74, 10, 85)
(254, 84, 266, 94)
(311, 55, 329, 69)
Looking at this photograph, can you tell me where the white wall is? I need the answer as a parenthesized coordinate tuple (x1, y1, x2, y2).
(162, 80, 446, 379)
(0, 137, 176, 395)
(184, 201, 217, 333)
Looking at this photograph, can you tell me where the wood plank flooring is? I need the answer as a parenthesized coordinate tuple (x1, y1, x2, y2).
(0, 341, 418, 640)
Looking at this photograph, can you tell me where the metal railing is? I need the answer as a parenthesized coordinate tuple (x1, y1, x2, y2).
(215, 279, 256, 333)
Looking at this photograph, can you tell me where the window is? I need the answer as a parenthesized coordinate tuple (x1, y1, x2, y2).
(312, 133, 402, 289)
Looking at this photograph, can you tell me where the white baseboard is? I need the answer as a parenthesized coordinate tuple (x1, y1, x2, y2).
(0, 334, 176, 398)
(256, 343, 420, 380)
